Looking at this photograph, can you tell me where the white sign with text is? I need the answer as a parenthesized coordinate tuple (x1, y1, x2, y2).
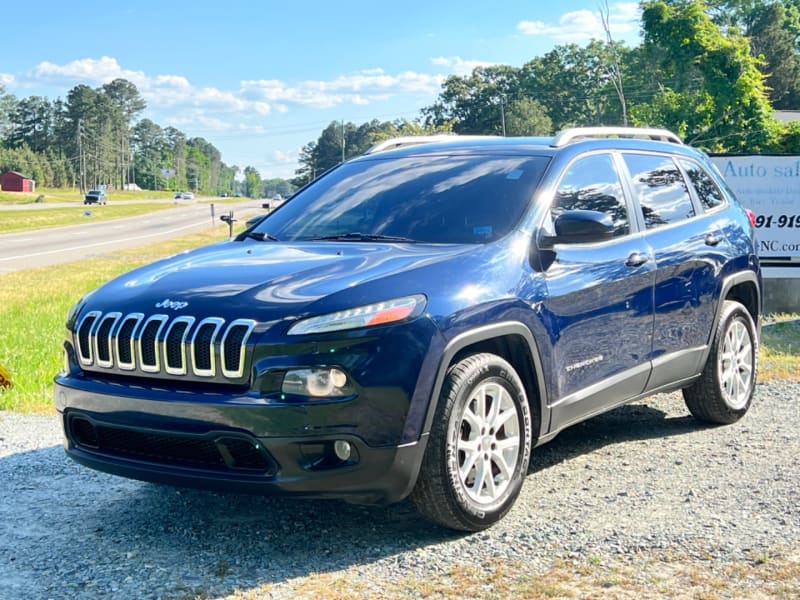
(710, 155, 800, 261)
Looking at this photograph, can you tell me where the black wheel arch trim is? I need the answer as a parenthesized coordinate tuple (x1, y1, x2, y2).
(701, 270, 761, 366)
(421, 321, 549, 443)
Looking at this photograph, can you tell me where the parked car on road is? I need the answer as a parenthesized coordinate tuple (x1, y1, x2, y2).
(83, 189, 106, 205)
(56, 128, 761, 531)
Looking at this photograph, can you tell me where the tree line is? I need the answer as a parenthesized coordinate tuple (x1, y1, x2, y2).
(0, 79, 248, 195)
(293, 0, 800, 186)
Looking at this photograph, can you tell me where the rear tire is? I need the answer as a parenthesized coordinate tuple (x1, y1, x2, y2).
(411, 353, 532, 531)
(683, 300, 757, 424)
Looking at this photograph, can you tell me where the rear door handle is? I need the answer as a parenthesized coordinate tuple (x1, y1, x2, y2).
(625, 252, 649, 268)
(705, 233, 722, 247)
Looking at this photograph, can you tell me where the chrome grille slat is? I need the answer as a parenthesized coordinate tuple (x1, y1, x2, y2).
(95, 312, 121, 368)
(191, 318, 224, 378)
(139, 315, 168, 373)
(76, 311, 101, 365)
(72, 311, 254, 381)
(164, 316, 195, 375)
(221, 320, 256, 378)
(115, 313, 144, 370)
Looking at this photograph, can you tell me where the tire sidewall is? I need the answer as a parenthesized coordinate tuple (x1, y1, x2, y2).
(443, 357, 532, 526)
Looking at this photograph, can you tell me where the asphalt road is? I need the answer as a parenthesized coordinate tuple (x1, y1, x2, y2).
(0, 200, 263, 272)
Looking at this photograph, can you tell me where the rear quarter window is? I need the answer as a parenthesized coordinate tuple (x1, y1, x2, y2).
(679, 159, 727, 211)
(623, 153, 695, 229)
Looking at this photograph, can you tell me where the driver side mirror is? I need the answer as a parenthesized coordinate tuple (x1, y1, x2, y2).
(539, 209, 615, 247)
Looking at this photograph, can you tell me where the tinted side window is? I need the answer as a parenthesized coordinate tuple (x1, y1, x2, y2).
(679, 159, 727, 211)
(552, 153, 629, 237)
(623, 154, 695, 229)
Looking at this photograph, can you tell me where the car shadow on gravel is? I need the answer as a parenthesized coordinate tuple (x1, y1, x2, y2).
(529, 401, 707, 474)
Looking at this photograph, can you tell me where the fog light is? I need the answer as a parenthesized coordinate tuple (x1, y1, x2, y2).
(282, 367, 350, 397)
(334, 440, 352, 461)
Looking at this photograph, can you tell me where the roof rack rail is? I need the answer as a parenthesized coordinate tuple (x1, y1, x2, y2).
(363, 134, 495, 155)
(364, 135, 460, 155)
(551, 127, 683, 147)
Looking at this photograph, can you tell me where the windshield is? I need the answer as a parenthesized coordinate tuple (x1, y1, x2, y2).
(255, 154, 549, 244)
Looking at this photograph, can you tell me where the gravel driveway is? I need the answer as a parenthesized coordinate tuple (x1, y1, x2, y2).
(1, 381, 798, 599)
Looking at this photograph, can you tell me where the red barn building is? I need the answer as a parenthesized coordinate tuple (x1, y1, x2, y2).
(0, 171, 35, 192)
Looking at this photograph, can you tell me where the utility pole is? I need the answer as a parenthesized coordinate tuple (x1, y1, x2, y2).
(341, 119, 345, 163)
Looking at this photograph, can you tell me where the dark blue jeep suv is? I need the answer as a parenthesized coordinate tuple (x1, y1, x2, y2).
(55, 128, 761, 531)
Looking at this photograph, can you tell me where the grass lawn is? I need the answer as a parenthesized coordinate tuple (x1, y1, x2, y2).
(0, 226, 236, 412)
(0, 187, 169, 205)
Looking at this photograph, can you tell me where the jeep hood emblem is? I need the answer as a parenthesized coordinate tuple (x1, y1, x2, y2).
(155, 298, 189, 310)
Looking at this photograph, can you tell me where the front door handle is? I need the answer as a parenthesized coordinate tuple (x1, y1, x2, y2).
(705, 233, 722, 247)
(625, 252, 649, 268)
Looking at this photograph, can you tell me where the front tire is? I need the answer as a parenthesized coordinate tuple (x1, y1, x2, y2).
(411, 353, 532, 531)
(683, 300, 758, 424)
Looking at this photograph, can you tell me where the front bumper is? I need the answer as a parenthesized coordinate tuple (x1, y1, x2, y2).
(54, 379, 427, 504)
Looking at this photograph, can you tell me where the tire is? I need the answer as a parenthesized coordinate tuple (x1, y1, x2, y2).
(411, 353, 532, 531)
(683, 300, 758, 424)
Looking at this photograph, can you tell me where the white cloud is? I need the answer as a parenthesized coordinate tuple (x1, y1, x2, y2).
(0, 73, 16, 87)
(34, 56, 147, 86)
(430, 56, 497, 76)
(517, 2, 640, 43)
(22, 56, 444, 120)
(29, 57, 274, 118)
(241, 68, 443, 109)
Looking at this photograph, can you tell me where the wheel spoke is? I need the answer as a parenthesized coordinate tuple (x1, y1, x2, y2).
(491, 448, 514, 482)
(494, 435, 519, 452)
(490, 405, 516, 431)
(484, 383, 501, 425)
(473, 387, 487, 423)
(459, 445, 480, 481)
(471, 458, 488, 496)
(482, 457, 497, 498)
(461, 406, 483, 432)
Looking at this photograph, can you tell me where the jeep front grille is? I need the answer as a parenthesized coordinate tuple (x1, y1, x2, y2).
(74, 311, 255, 380)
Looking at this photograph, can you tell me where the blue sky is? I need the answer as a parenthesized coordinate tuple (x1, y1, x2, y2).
(0, 1, 642, 179)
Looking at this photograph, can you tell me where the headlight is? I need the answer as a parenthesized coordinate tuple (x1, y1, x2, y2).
(282, 367, 350, 397)
(286, 294, 426, 335)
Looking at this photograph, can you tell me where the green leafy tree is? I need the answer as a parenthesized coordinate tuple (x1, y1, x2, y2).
(522, 40, 631, 129)
(635, 0, 779, 151)
(504, 98, 553, 136)
(424, 65, 523, 134)
(6, 96, 54, 153)
(749, 3, 800, 108)
(243, 165, 262, 198)
(262, 177, 296, 198)
(131, 118, 168, 190)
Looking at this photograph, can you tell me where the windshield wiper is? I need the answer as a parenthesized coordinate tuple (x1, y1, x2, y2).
(247, 231, 280, 241)
(309, 232, 416, 243)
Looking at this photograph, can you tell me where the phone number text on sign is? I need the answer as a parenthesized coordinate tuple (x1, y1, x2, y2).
(754, 214, 800, 228)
